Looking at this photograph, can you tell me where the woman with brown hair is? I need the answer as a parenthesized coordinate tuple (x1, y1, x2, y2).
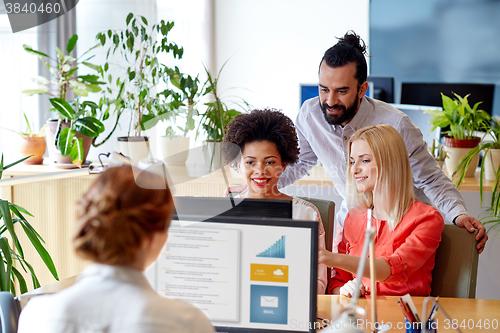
(18, 166, 213, 333)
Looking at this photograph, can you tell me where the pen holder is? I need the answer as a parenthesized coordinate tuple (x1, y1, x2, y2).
(405, 318, 437, 333)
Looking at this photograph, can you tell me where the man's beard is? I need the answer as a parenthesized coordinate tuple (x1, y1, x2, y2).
(319, 94, 360, 126)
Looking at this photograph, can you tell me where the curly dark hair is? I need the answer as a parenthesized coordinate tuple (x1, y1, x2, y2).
(223, 108, 300, 165)
(320, 31, 368, 86)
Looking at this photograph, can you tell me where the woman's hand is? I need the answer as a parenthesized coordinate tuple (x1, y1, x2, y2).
(318, 246, 335, 267)
(339, 278, 366, 298)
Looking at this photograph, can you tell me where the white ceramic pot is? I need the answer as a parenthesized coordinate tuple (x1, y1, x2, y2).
(444, 146, 479, 177)
(484, 149, 500, 181)
(117, 136, 150, 165)
(159, 136, 190, 165)
(202, 141, 222, 171)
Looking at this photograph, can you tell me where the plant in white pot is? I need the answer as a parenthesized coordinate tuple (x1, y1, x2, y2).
(22, 34, 106, 167)
(425, 92, 490, 178)
(96, 13, 185, 164)
(155, 70, 200, 165)
(197, 63, 250, 170)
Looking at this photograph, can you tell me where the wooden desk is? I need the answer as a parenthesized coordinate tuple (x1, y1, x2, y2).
(318, 295, 500, 332)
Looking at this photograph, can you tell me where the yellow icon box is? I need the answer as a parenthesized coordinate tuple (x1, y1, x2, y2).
(250, 263, 289, 283)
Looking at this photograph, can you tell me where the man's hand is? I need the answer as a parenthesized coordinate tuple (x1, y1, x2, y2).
(454, 214, 488, 254)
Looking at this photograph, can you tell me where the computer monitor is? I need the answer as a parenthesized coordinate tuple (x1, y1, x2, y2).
(173, 196, 293, 219)
(147, 215, 318, 333)
(400, 83, 495, 116)
(390, 104, 442, 145)
(367, 76, 394, 103)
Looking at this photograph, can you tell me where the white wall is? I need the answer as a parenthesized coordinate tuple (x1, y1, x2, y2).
(213, 0, 369, 121)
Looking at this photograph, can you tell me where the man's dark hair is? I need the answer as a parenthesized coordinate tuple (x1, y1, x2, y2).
(320, 31, 368, 86)
(223, 108, 300, 165)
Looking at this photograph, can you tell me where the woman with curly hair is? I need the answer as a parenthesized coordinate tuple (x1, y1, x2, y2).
(223, 108, 328, 293)
(18, 166, 213, 333)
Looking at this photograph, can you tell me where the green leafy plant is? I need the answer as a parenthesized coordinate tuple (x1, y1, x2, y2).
(453, 117, 500, 232)
(425, 93, 490, 140)
(197, 62, 249, 142)
(159, 70, 200, 138)
(428, 138, 447, 162)
(96, 13, 184, 138)
(22, 34, 103, 102)
(49, 98, 105, 168)
(0, 113, 46, 138)
(0, 154, 59, 294)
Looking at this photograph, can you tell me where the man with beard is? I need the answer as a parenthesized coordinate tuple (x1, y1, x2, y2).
(276, 31, 487, 253)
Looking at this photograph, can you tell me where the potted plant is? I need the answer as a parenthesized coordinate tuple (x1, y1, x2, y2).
(0, 154, 59, 292)
(0, 113, 46, 165)
(425, 93, 490, 177)
(428, 138, 447, 170)
(155, 70, 200, 165)
(197, 62, 249, 170)
(96, 13, 184, 164)
(453, 117, 500, 231)
(22, 34, 106, 167)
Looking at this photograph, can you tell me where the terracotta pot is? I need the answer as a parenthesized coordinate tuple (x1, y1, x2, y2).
(116, 136, 150, 165)
(19, 136, 46, 165)
(45, 120, 93, 164)
(443, 136, 481, 148)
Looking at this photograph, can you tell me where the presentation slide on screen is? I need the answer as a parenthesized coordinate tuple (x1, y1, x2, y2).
(149, 220, 313, 331)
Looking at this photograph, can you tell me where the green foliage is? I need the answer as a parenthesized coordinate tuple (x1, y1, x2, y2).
(453, 117, 500, 231)
(96, 13, 185, 137)
(22, 34, 104, 102)
(197, 62, 249, 142)
(425, 93, 491, 140)
(0, 154, 59, 294)
(48, 98, 104, 167)
(428, 139, 447, 162)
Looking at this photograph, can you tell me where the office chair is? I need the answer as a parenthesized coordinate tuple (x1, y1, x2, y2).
(0, 292, 21, 333)
(431, 224, 479, 298)
(298, 197, 335, 252)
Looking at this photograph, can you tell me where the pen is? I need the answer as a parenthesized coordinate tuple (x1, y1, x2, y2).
(398, 299, 416, 323)
(428, 296, 439, 321)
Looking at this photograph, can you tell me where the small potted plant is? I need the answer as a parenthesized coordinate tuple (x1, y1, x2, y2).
(428, 138, 447, 170)
(22, 34, 106, 167)
(0, 114, 46, 165)
(96, 13, 185, 164)
(425, 93, 490, 177)
(197, 62, 249, 170)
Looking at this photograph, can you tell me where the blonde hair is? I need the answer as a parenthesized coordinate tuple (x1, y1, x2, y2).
(346, 124, 415, 230)
(74, 165, 174, 265)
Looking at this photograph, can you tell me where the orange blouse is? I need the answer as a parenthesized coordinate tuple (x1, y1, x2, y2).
(328, 201, 444, 296)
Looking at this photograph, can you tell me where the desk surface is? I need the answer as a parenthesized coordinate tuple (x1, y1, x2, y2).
(318, 295, 500, 332)
(4, 163, 493, 192)
(19, 278, 500, 332)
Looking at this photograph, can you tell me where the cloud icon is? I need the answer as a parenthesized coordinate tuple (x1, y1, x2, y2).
(273, 269, 284, 276)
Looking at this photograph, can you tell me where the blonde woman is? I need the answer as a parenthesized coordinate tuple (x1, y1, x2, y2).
(319, 124, 444, 296)
(18, 166, 213, 333)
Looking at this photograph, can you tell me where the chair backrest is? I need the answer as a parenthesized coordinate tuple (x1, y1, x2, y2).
(0, 292, 21, 333)
(298, 197, 335, 252)
(431, 224, 479, 298)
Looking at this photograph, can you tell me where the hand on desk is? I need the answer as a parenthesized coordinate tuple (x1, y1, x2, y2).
(339, 278, 366, 298)
(455, 214, 488, 254)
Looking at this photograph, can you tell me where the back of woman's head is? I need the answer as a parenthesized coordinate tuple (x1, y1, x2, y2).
(74, 165, 174, 265)
(347, 124, 415, 229)
(223, 108, 300, 165)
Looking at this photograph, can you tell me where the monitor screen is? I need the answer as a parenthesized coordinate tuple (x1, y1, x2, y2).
(147, 215, 318, 333)
(173, 196, 293, 220)
(400, 83, 496, 116)
(390, 104, 442, 145)
(367, 76, 394, 103)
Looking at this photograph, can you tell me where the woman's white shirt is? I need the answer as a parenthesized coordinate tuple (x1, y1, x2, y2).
(18, 264, 214, 333)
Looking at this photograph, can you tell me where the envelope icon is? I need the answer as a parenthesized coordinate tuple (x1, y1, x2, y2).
(261, 296, 279, 308)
